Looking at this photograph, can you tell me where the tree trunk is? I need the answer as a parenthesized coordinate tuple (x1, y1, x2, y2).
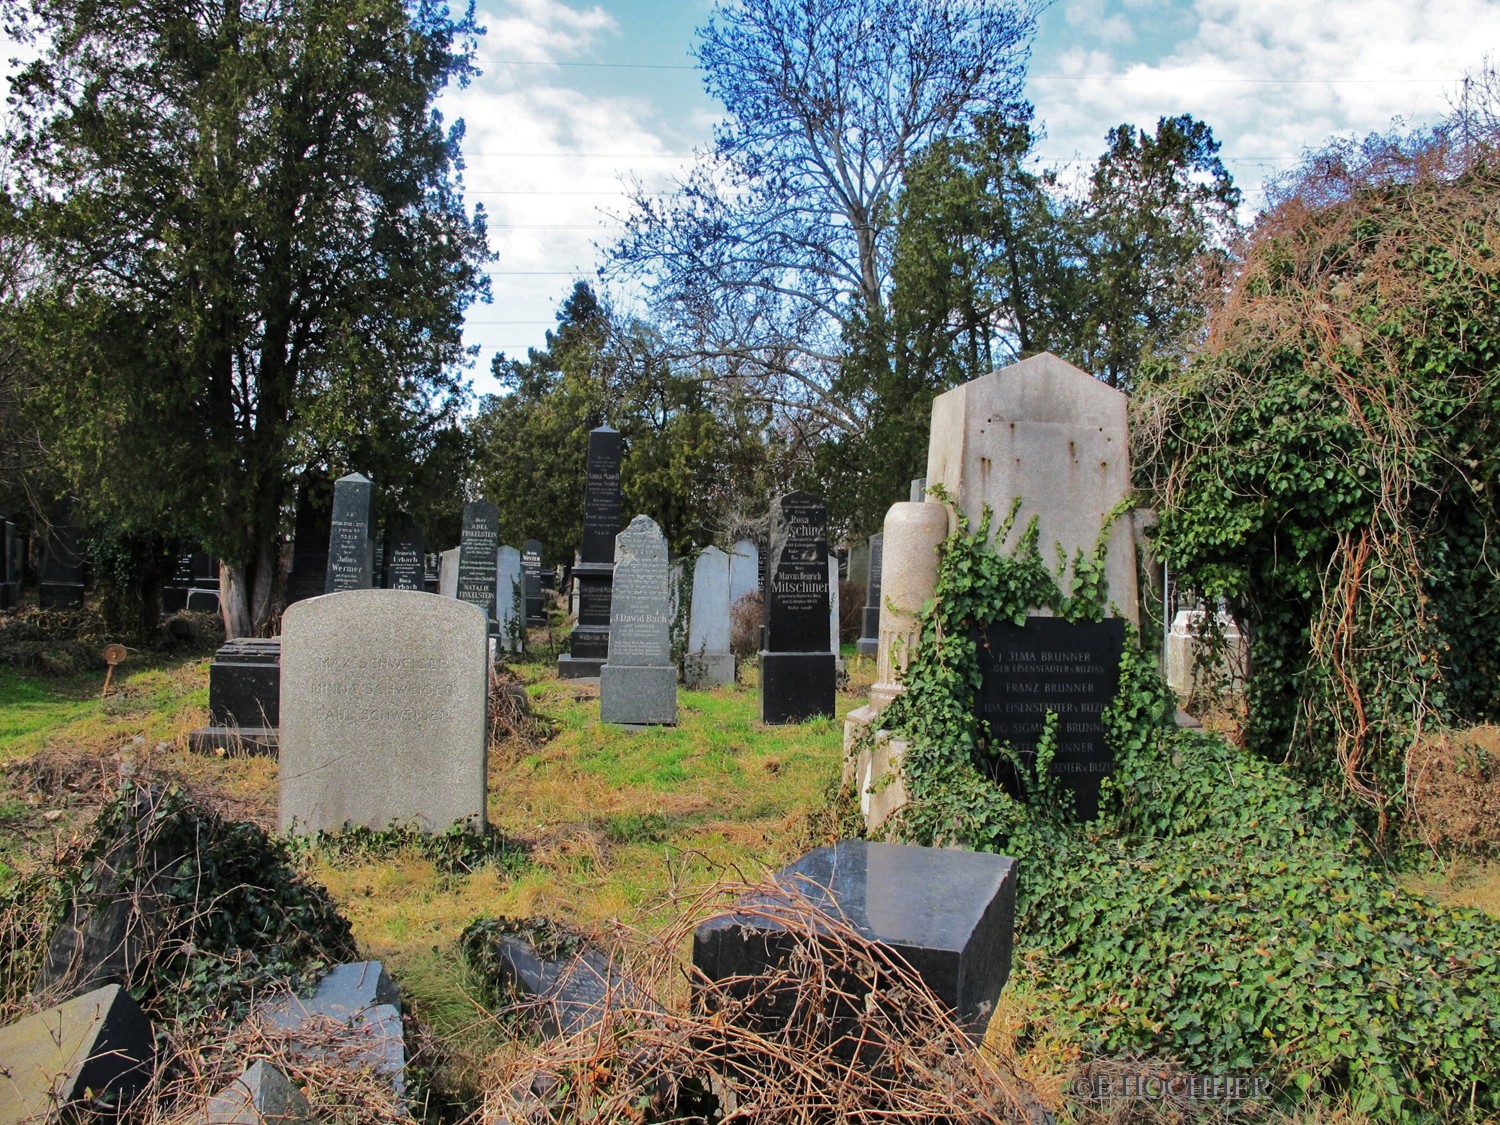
(218, 537, 280, 639)
(219, 559, 252, 638)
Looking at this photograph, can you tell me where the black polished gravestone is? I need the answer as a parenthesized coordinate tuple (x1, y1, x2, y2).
(188, 637, 281, 753)
(559, 427, 623, 678)
(325, 473, 377, 594)
(384, 517, 426, 592)
(457, 500, 500, 632)
(974, 616, 1126, 820)
(39, 498, 86, 609)
(759, 490, 836, 724)
(522, 539, 545, 625)
(855, 532, 884, 657)
(1, 514, 21, 610)
(693, 841, 1017, 1040)
(286, 472, 332, 604)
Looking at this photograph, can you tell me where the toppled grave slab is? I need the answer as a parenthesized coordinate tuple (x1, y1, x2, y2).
(202, 1060, 313, 1125)
(257, 961, 405, 1100)
(0, 983, 155, 1123)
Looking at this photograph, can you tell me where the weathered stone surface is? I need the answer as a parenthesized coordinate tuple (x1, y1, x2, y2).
(0, 984, 154, 1122)
(686, 547, 733, 689)
(856, 533, 883, 656)
(438, 547, 459, 599)
(279, 590, 488, 835)
(871, 502, 948, 711)
(496, 545, 525, 654)
(457, 500, 500, 630)
(926, 351, 1137, 624)
(325, 473, 376, 594)
(260, 962, 404, 1099)
(384, 517, 425, 592)
(693, 841, 1017, 1038)
(203, 1060, 314, 1125)
(1166, 608, 1246, 702)
(909, 477, 926, 502)
(728, 539, 759, 608)
(839, 714, 909, 830)
(601, 516, 675, 725)
(485, 936, 656, 1039)
(828, 557, 841, 654)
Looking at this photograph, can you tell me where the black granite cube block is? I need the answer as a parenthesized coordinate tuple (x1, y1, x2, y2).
(693, 840, 1016, 1037)
(759, 650, 836, 724)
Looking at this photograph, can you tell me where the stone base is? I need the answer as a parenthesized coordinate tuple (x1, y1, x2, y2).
(760, 651, 836, 724)
(692, 840, 1018, 1038)
(189, 726, 279, 755)
(842, 704, 909, 831)
(601, 664, 677, 725)
(855, 637, 878, 656)
(684, 650, 735, 689)
(557, 654, 606, 679)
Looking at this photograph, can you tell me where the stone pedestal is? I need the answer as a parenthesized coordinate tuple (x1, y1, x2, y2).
(760, 651, 837, 724)
(692, 840, 1017, 1038)
(870, 502, 948, 711)
(558, 561, 613, 678)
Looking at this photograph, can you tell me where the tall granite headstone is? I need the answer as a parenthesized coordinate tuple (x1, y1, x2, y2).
(522, 538, 545, 625)
(496, 545, 525, 654)
(927, 352, 1138, 819)
(325, 473, 376, 594)
(760, 491, 836, 724)
(600, 515, 676, 724)
(457, 500, 500, 632)
(686, 546, 734, 688)
(39, 498, 86, 609)
(559, 426, 622, 678)
(384, 517, 426, 591)
(286, 472, 332, 604)
(279, 590, 488, 835)
(855, 533, 884, 656)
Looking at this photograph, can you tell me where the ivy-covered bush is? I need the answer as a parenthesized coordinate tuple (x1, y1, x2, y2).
(1134, 118, 1500, 831)
(882, 501, 1500, 1119)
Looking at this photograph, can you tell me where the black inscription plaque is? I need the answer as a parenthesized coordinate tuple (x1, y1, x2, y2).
(974, 616, 1126, 820)
(522, 538, 544, 624)
(325, 473, 376, 593)
(580, 427, 623, 564)
(457, 500, 500, 629)
(764, 491, 830, 653)
(385, 516, 426, 591)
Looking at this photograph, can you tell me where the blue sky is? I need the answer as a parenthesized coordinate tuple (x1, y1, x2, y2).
(444, 0, 1499, 394)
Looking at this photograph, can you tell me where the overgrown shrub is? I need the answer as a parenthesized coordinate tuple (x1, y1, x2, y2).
(883, 499, 1500, 1120)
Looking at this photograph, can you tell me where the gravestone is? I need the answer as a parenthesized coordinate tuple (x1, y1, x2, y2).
(39, 497, 85, 609)
(855, 533, 883, 656)
(522, 539, 545, 625)
(496, 545, 525, 654)
(910, 477, 926, 502)
(457, 500, 500, 632)
(1, 514, 21, 610)
(279, 590, 488, 835)
(927, 352, 1137, 819)
(828, 557, 841, 656)
(325, 473, 377, 594)
(600, 515, 676, 725)
(728, 539, 759, 607)
(693, 841, 1017, 1039)
(438, 547, 460, 598)
(559, 427, 622, 678)
(188, 637, 281, 754)
(205, 1060, 314, 1124)
(384, 517, 426, 592)
(259, 961, 405, 1100)
(286, 472, 332, 604)
(760, 491, 836, 724)
(686, 546, 734, 688)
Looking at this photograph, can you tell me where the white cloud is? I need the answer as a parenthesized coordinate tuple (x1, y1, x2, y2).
(1029, 0, 1500, 208)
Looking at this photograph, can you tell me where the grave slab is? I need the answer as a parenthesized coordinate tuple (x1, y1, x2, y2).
(457, 500, 500, 632)
(693, 840, 1017, 1038)
(384, 517, 426, 592)
(759, 491, 835, 723)
(203, 1060, 314, 1125)
(600, 516, 676, 725)
(496, 545, 525, 654)
(855, 532, 884, 656)
(562, 428, 622, 677)
(686, 546, 734, 688)
(189, 638, 281, 754)
(260, 961, 404, 1099)
(325, 473, 376, 594)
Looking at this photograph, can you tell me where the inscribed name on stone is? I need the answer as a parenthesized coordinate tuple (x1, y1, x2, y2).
(974, 616, 1124, 820)
(606, 517, 670, 667)
(457, 500, 499, 626)
(385, 517, 425, 591)
(279, 590, 488, 835)
(522, 538, 545, 622)
(580, 427, 623, 564)
(764, 491, 829, 653)
(325, 473, 375, 594)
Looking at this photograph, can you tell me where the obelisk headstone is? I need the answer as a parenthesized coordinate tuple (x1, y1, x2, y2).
(927, 351, 1138, 819)
(600, 515, 676, 725)
(325, 473, 376, 594)
(760, 491, 836, 724)
(384, 517, 426, 592)
(559, 426, 622, 678)
(496, 545, 525, 654)
(457, 501, 500, 633)
(522, 538, 545, 625)
(855, 533, 883, 656)
(686, 546, 734, 688)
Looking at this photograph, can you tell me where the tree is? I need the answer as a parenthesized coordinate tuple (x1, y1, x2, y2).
(3, 0, 489, 636)
(470, 283, 773, 564)
(609, 0, 1038, 464)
